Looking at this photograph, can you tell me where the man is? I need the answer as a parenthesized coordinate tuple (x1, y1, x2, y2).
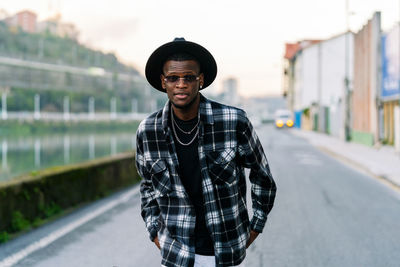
(136, 38, 276, 267)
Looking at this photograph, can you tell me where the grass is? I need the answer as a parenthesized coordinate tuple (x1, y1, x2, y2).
(0, 203, 64, 244)
(0, 231, 9, 243)
(0, 189, 125, 244)
(11, 211, 31, 232)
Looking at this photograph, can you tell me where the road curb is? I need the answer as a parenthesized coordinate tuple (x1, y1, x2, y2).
(290, 129, 400, 190)
(316, 146, 400, 192)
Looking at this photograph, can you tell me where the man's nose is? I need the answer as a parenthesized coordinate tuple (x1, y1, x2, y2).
(176, 77, 187, 87)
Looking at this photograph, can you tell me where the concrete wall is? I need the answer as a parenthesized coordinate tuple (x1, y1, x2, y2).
(293, 52, 303, 112)
(300, 45, 319, 109)
(352, 12, 381, 146)
(292, 32, 354, 137)
(321, 32, 354, 138)
(320, 33, 354, 106)
(0, 152, 139, 236)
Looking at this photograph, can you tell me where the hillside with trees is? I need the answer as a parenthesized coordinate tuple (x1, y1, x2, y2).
(0, 21, 138, 74)
(0, 21, 165, 114)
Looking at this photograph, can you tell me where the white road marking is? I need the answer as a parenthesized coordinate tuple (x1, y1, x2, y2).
(0, 186, 140, 267)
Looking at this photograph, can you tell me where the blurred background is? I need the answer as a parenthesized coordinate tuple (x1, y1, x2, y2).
(0, 1, 400, 266)
(0, 0, 398, 182)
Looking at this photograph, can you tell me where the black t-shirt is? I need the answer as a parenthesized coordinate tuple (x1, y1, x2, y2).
(170, 110, 214, 256)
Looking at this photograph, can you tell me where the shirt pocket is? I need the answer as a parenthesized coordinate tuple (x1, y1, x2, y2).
(206, 148, 237, 185)
(147, 159, 172, 197)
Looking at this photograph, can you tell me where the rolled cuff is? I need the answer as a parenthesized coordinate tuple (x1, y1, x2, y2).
(250, 216, 267, 233)
(147, 221, 160, 241)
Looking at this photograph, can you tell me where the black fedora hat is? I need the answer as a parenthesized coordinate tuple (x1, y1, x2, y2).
(145, 37, 217, 92)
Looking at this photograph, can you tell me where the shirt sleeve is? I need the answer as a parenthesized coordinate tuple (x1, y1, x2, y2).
(237, 111, 277, 233)
(136, 125, 161, 241)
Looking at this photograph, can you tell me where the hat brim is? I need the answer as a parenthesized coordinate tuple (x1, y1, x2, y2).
(145, 40, 217, 92)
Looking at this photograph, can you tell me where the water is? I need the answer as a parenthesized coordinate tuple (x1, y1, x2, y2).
(0, 132, 136, 182)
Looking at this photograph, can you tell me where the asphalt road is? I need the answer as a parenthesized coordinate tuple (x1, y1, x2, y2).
(1, 124, 400, 267)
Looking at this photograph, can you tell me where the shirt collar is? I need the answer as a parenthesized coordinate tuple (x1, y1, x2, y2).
(161, 93, 214, 132)
(199, 94, 214, 125)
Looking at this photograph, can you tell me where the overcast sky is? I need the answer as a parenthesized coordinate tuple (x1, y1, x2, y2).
(1, 0, 398, 97)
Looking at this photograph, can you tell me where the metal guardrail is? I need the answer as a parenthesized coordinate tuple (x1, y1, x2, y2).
(2, 111, 148, 122)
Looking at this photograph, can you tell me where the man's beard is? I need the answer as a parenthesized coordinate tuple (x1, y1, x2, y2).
(171, 93, 199, 110)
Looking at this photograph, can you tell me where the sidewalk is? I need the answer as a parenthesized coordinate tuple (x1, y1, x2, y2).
(291, 129, 400, 188)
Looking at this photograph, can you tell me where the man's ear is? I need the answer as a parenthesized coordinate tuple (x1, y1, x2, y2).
(160, 74, 166, 90)
(199, 73, 204, 88)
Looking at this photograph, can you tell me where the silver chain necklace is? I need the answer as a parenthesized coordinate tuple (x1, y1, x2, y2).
(171, 108, 199, 146)
(172, 110, 200, 134)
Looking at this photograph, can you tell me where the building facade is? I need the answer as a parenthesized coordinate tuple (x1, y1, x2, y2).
(352, 12, 381, 146)
(381, 23, 400, 146)
(283, 40, 320, 128)
(284, 33, 354, 138)
(37, 14, 79, 39)
(4, 10, 37, 33)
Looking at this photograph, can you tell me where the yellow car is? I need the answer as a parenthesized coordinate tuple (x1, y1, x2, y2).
(274, 109, 294, 128)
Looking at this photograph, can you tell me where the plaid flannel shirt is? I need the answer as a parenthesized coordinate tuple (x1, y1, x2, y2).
(136, 95, 276, 267)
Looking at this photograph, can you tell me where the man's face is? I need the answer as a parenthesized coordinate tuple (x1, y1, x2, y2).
(161, 60, 204, 109)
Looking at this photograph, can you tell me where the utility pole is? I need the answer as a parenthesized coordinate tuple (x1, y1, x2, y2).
(344, 0, 351, 141)
(396, 0, 400, 152)
(398, 0, 400, 119)
(317, 43, 322, 133)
